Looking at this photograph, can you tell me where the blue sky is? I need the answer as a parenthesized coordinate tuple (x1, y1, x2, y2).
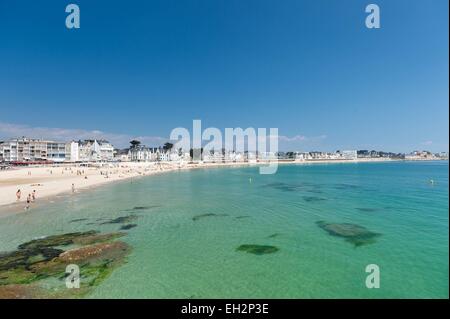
(0, 0, 448, 151)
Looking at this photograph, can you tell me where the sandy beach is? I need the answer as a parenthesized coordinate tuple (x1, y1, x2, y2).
(0, 158, 407, 210)
(0, 162, 172, 210)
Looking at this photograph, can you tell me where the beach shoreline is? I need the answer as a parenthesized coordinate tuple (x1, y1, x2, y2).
(0, 158, 441, 213)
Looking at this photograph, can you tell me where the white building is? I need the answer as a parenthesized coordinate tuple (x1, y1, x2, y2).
(405, 151, 435, 160)
(339, 150, 357, 160)
(0, 137, 65, 163)
(47, 142, 67, 162)
(203, 150, 225, 163)
(98, 140, 115, 161)
(65, 141, 80, 162)
(129, 145, 153, 162)
(224, 151, 244, 162)
(78, 139, 115, 162)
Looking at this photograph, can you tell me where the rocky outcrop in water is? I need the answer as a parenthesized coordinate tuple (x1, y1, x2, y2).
(192, 213, 229, 221)
(100, 215, 139, 225)
(236, 244, 279, 255)
(0, 231, 130, 298)
(316, 221, 380, 247)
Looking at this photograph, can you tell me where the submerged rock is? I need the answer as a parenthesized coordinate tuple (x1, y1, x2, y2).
(132, 205, 160, 210)
(122, 206, 161, 213)
(236, 244, 279, 255)
(0, 247, 63, 272)
(264, 182, 302, 192)
(17, 231, 98, 250)
(71, 232, 125, 245)
(356, 208, 378, 213)
(302, 196, 326, 202)
(100, 215, 138, 225)
(316, 221, 380, 247)
(120, 224, 137, 230)
(58, 241, 129, 263)
(192, 213, 229, 221)
(0, 230, 131, 298)
(69, 218, 89, 223)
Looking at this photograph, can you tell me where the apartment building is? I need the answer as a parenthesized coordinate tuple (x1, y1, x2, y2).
(0, 137, 66, 163)
(78, 139, 115, 162)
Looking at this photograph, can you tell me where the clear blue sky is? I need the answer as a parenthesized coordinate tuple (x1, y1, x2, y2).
(0, 0, 448, 151)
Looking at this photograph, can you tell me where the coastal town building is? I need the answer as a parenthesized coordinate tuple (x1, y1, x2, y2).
(294, 150, 357, 161)
(0, 137, 66, 163)
(77, 139, 115, 162)
(203, 150, 225, 163)
(357, 150, 404, 159)
(114, 148, 130, 162)
(65, 141, 80, 162)
(0, 137, 116, 163)
(338, 150, 358, 160)
(405, 151, 440, 160)
(224, 151, 244, 162)
(127, 140, 186, 163)
(0, 137, 446, 165)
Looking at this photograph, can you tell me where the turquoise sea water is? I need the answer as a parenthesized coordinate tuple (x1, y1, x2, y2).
(0, 161, 448, 298)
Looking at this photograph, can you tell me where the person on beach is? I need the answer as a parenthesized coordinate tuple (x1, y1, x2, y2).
(16, 189, 21, 201)
(72, 183, 75, 193)
(32, 190, 36, 202)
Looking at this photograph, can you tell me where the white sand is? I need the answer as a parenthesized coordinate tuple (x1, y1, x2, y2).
(0, 158, 401, 210)
(0, 162, 170, 209)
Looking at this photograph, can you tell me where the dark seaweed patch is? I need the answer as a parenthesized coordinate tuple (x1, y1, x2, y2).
(306, 189, 323, 194)
(100, 215, 138, 225)
(69, 218, 89, 223)
(302, 196, 326, 202)
(192, 213, 229, 221)
(264, 182, 323, 194)
(236, 244, 279, 255)
(316, 221, 380, 247)
(120, 224, 137, 230)
(125, 205, 161, 212)
(0, 247, 64, 271)
(18, 231, 98, 250)
(263, 182, 303, 192)
(356, 208, 378, 213)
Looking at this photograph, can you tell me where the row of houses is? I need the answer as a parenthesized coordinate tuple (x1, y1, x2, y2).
(0, 137, 360, 164)
(123, 141, 276, 163)
(0, 137, 115, 163)
(2, 137, 446, 164)
(405, 151, 448, 160)
(295, 150, 358, 161)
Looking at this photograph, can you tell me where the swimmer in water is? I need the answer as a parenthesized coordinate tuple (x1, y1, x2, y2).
(25, 194, 31, 210)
